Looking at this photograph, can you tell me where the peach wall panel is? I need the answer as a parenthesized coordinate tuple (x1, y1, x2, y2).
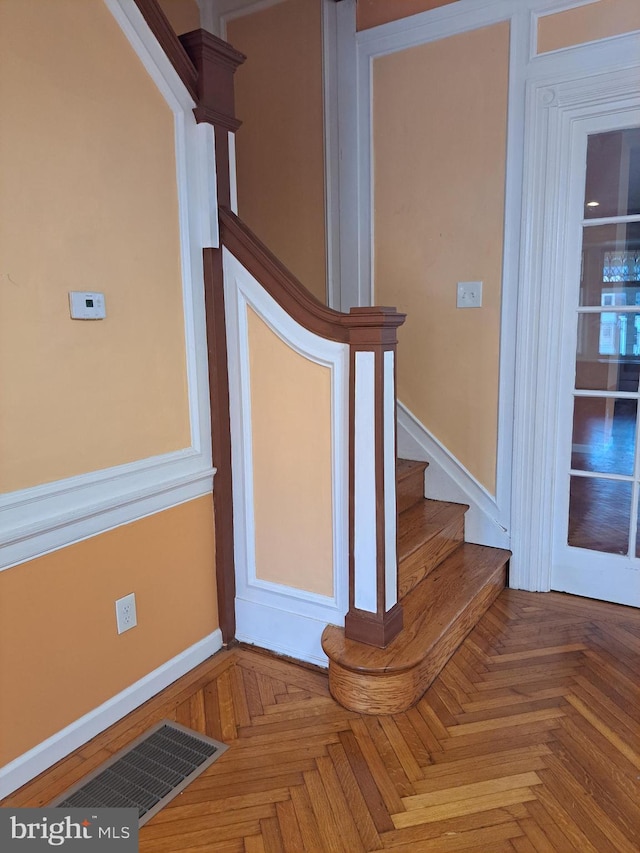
(538, 0, 640, 54)
(227, 0, 327, 303)
(0, 496, 217, 766)
(248, 308, 334, 597)
(373, 22, 510, 493)
(0, 0, 191, 492)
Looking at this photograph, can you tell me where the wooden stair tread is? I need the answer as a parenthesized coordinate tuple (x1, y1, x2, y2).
(396, 458, 428, 482)
(398, 498, 468, 563)
(323, 543, 510, 675)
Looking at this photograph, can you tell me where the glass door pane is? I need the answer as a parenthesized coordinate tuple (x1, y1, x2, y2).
(568, 127, 640, 559)
(568, 476, 632, 554)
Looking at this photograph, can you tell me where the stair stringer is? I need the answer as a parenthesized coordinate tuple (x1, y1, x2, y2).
(397, 401, 509, 549)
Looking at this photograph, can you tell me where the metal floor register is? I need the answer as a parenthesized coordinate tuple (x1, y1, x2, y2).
(50, 720, 228, 826)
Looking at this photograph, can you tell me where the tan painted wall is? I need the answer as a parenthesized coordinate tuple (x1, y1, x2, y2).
(0, 1, 218, 775)
(357, 0, 458, 31)
(248, 308, 334, 597)
(227, 0, 327, 304)
(538, 0, 640, 54)
(157, 0, 200, 34)
(0, 496, 217, 766)
(0, 0, 191, 493)
(373, 23, 510, 493)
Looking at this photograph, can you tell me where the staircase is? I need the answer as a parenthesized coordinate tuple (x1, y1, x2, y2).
(322, 459, 510, 715)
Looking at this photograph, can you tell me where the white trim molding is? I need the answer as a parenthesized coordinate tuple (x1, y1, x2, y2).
(0, 0, 217, 570)
(0, 454, 215, 571)
(353, 352, 377, 612)
(0, 630, 223, 800)
(235, 600, 330, 668)
(354, 0, 527, 562)
(223, 248, 349, 665)
(383, 351, 397, 611)
(353, 0, 640, 587)
(511, 54, 640, 591)
(397, 402, 509, 549)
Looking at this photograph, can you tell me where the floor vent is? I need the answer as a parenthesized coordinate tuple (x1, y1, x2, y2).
(50, 720, 228, 826)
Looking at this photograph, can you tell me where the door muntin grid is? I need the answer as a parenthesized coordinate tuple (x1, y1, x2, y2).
(568, 129, 640, 557)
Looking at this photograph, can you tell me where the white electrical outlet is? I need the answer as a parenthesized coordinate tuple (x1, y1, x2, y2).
(456, 281, 483, 308)
(115, 593, 137, 634)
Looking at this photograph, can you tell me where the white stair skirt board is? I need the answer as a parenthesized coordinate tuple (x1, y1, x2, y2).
(0, 630, 223, 800)
(223, 249, 349, 669)
(235, 598, 332, 667)
(397, 402, 509, 549)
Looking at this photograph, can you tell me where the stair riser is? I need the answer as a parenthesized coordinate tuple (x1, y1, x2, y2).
(397, 468, 426, 514)
(399, 516, 465, 600)
(327, 563, 507, 715)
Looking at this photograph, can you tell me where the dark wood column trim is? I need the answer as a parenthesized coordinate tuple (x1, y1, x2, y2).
(176, 33, 244, 647)
(132, 0, 198, 101)
(202, 248, 236, 645)
(344, 603, 404, 648)
(179, 30, 246, 132)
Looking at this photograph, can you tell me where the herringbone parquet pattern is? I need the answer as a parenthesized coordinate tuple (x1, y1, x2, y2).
(4, 589, 640, 852)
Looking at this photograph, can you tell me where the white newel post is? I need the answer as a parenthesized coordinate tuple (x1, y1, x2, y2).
(345, 307, 405, 647)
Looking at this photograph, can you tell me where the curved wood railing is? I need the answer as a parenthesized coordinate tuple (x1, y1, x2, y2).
(219, 208, 406, 648)
(219, 208, 405, 345)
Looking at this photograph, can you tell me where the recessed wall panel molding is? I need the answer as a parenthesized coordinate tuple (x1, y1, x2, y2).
(223, 248, 349, 665)
(0, 0, 217, 570)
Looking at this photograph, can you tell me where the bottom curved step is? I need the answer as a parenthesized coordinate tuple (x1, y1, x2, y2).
(322, 543, 509, 715)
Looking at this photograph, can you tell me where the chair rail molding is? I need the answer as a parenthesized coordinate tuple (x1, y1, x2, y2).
(0, 0, 218, 570)
(511, 48, 640, 591)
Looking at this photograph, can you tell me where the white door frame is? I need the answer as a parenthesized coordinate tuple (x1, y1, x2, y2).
(510, 48, 640, 591)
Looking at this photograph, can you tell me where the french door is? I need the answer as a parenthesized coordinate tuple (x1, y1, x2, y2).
(552, 117, 640, 607)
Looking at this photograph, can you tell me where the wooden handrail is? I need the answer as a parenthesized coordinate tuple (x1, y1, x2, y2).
(133, 0, 199, 101)
(219, 207, 406, 343)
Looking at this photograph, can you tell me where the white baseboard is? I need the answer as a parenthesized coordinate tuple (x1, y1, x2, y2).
(235, 598, 333, 668)
(397, 402, 509, 549)
(0, 630, 223, 800)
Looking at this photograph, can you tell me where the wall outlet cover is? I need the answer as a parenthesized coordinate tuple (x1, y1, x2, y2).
(115, 593, 137, 634)
(457, 281, 483, 308)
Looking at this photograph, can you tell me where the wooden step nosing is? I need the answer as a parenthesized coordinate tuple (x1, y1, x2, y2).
(326, 566, 507, 715)
(398, 517, 464, 564)
(397, 501, 469, 557)
(322, 545, 511, 676)
(325, 561, 507, 676)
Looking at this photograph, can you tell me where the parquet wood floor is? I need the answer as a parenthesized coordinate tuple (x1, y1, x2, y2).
(3, 589, 640, 852)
